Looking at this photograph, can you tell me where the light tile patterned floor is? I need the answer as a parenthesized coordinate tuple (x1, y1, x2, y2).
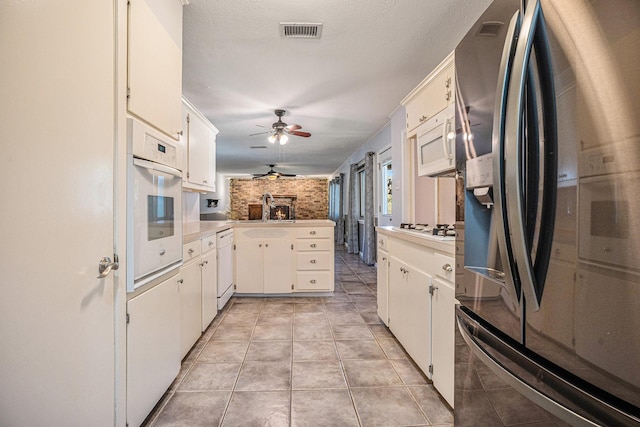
(143, 247, 453, 427)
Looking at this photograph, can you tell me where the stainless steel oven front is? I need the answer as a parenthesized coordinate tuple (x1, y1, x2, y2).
(127, 119, 182, 292)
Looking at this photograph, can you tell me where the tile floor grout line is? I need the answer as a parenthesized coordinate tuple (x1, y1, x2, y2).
(216, 297, 260, 427)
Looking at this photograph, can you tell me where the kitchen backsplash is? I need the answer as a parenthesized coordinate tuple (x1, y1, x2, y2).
(229, 178, 329, 220)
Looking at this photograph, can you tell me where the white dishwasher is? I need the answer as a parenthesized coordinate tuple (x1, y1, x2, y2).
(216, 229, 234, 310)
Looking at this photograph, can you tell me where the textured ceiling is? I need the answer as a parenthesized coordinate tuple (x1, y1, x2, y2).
(182, 0, 492, 177)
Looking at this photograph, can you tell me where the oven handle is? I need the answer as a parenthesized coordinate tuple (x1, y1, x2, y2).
(133, 157, 182, 178)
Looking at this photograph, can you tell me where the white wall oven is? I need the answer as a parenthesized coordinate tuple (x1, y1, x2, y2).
(127, 119, 182, 292)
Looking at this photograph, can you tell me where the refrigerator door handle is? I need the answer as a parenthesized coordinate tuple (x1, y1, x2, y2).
(503, 0, 544, 311)
(456, 305, 639, 426)
(491, 10, 521, 303)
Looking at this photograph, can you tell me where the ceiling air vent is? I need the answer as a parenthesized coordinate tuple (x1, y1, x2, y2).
(280, 22, 323, 39)
(476, 21, 504, 37)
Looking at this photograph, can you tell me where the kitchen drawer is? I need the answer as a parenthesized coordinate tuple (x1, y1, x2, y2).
(296, 252, 331, 271)
(434, 253, 455, 282)
(297, 227, 333, 239)
(296, 271, 332, 291)
(551, 241, 576, 263)
(183, 241, 201, 265)
(201, 235, 216, 254)
(377, 234, 389, 251)
(296, 239, 332, 252)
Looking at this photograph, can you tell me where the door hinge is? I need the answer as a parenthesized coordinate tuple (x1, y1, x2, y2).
(428, 364, 433, 375)
(291, 244, 294, 250)
(186, 113, 190, 124)
(234, 284, 237, 290)
(187, 171, 190, 179)
(126, 313, 130, 324)
(126, 87, 130, 99)
(291, 284, 294, 290)
(233, 244, 236, 250)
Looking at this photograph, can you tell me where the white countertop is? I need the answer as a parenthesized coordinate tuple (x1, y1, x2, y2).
(183, 219, 335, 243)
(183, 221, 233, 243)
(376, 225, 456, 253)
(231, 219, 335, 228)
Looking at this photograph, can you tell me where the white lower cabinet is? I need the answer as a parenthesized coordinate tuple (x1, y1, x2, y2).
(201, 236, 217, 331)
(379, 229, 456, 407)
(388, 256, 432, 375)
(234, 235, 294, 294)
(179, 254, 202, 359)
(377, 247, 389, 325)
(126, 275, 181, 427)
(431, 277, 455, 407)
(179, 239, 205, 359)
(294, 226, 334, 292)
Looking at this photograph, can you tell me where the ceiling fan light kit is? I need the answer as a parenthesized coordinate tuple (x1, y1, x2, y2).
(252, 109, 311, 145)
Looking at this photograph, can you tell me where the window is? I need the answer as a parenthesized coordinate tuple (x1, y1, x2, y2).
(382, 160, 393, 215)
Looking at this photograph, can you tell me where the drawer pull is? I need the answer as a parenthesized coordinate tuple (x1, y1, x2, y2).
(310, 259, 317, 264)
(188, 248, 194, 255)
(310, 244, 317, 248)
(177, 279, 183, 284)
(309, 230, 316, 235)
(209, 241, 214, 246)
(310, 279, 317, 284)
(159, 250, 166, 256)
(442, 263, 453, 272)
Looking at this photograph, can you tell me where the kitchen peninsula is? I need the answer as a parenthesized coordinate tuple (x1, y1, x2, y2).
(233, 219, 335, 294)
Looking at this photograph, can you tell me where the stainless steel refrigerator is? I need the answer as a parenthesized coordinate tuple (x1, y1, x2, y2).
(453, 0, 640, 425)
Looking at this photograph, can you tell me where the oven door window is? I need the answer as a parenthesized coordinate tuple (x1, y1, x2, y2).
(147, 195, 174, 241)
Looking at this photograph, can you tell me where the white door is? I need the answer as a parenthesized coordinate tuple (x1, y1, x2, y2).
(0, 3, 118, 426)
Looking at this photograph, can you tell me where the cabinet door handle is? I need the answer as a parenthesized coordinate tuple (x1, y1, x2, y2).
(310, 279, 317, 284)
(209, 241, 214, 246)
(309, 231, 316, 235)
(177, 279, 183, 284)
(310, 259, 317, 264)
(188, 248, 194, 255)
(382, 257, 387, 261)
(203, 180, 208, 184)
(442, 263, 453, 272)
(159, 250, 166, 256)
(265, 244, 269, 248)
(310, 244, 317, 248)
(259, 244, 262, 247)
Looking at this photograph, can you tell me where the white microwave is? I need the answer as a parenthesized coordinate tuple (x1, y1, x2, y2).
(416, 104, 455, 177)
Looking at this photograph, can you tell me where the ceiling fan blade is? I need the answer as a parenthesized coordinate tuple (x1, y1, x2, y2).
(288, 130, 311, 137)
(252, 173, 267, 177)
(249, 130, 272, 136)
(285, 124, 301, 131)
(279, 173, 297, 177)
(255, 124, 269, 128)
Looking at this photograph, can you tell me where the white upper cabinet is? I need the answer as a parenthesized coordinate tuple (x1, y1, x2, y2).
(403, 53, 455, 137)
(182, 98, 218, 192)
(128, 0, 183, 139)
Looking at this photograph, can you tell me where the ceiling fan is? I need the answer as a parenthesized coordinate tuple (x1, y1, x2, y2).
(252, 164, 297, 180)
(250, 109, 311, 145)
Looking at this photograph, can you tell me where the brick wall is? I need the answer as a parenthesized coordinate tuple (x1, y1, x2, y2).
(229, 178, 329, 220)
